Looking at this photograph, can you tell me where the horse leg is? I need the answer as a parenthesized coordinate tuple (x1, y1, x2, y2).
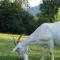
(40, 47, 47, 60)
(23, 53, 29, 60)
(48, 40, 54, 60)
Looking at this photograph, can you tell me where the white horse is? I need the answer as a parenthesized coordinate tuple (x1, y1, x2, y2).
(12, 22, 60, 60)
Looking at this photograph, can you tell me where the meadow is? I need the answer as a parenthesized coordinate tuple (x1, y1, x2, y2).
(0, 33, 60, 60)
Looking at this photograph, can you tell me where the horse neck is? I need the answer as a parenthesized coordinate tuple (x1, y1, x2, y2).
(21, 32, 39, 47)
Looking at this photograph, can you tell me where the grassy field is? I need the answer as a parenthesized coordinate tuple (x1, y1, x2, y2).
(0, 33, 60, 60)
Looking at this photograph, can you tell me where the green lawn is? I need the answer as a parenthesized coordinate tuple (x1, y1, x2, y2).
(0, 33, 60, 60)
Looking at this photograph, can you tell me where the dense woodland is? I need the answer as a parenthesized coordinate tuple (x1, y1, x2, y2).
(0, 0, 60, 34)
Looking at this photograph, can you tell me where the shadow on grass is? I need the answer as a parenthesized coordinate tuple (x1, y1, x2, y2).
(0, 56, 18, 60)
(46, 57, 60, 60)
(29, 56, 60, 60)
(55, 57, 60, 60)
(0, 55, 60, 60)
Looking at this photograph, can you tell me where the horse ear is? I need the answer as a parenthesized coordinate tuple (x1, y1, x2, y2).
(12, 35, 22, 46)
(17, 35, 22, 43)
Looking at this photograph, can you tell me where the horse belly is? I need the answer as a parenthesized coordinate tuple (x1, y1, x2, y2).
(52, 27, 60, 46)
(54, 35, 60, 46)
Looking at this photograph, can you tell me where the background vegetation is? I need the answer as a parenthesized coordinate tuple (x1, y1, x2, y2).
(0, 0, 60, 34)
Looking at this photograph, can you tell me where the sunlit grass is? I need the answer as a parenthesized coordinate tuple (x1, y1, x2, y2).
(0, 33, 60, 60)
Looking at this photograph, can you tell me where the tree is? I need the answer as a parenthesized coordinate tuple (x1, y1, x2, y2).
(36, 0, 60, 25)
(0, 0, 34, 34)
(53, 8, 60, 22)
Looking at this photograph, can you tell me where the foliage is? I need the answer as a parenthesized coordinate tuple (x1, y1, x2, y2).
(36, 0, 60, 25)
(0, 0, 34, 34)
(1, 0, 60, 34)
(53, 8, 60, 22)
(36, 12, 51, 27)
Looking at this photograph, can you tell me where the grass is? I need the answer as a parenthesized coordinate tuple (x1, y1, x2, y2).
(0, 33, 60, 60)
